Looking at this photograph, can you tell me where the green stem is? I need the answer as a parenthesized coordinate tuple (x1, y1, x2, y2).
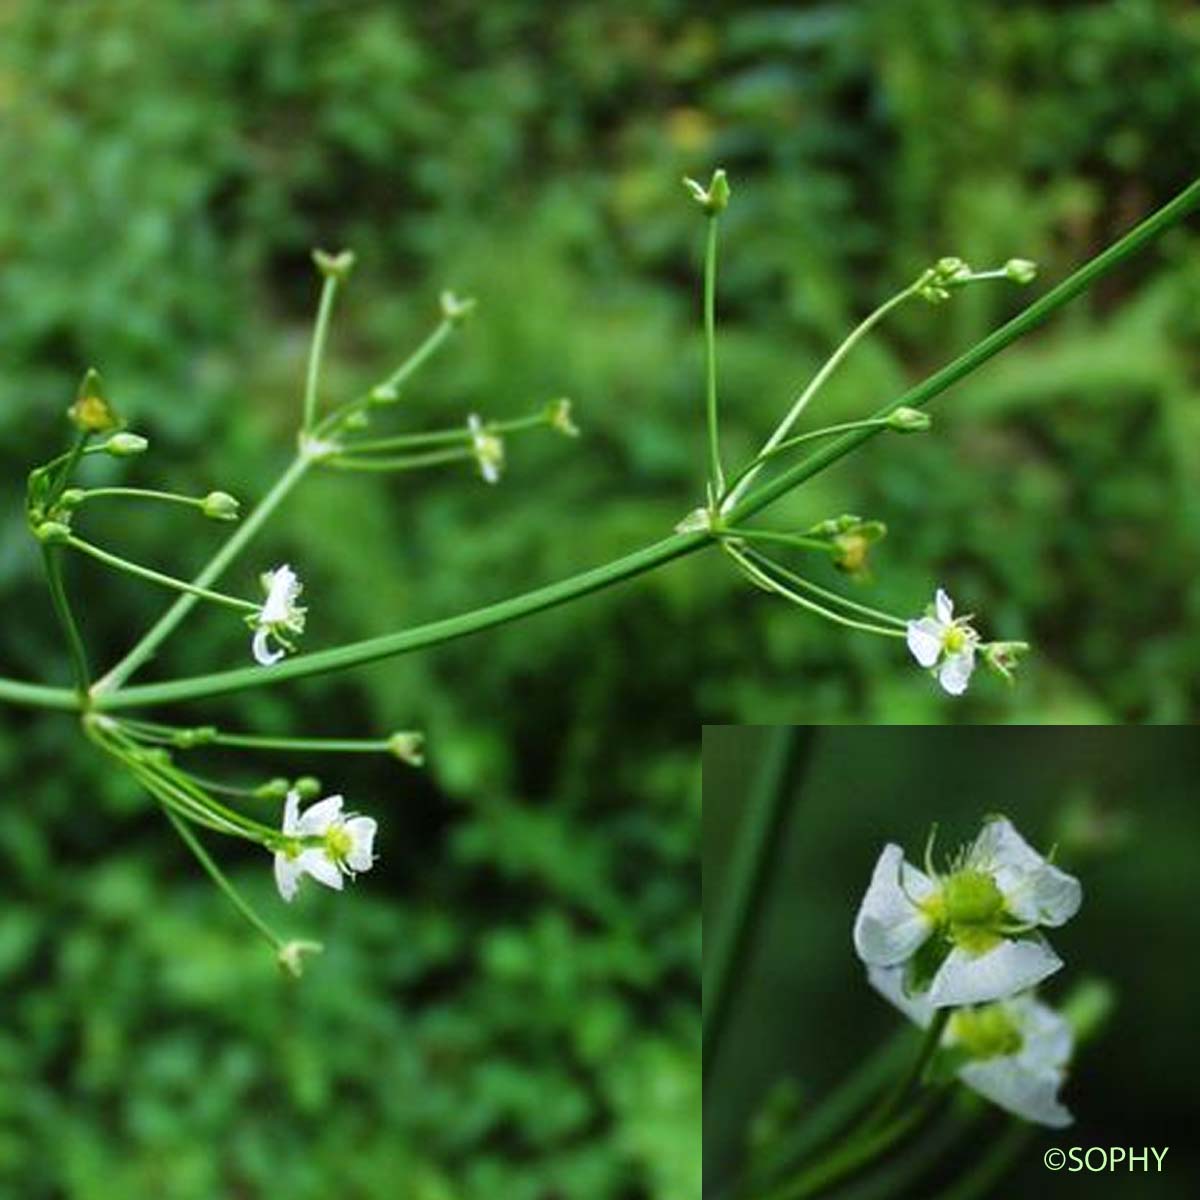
(327, 447, 474, 473)
(0, 677, 78, 710)
(340, 410, 547, 455)
(97, 530, 708, 709)
(757, 1102, 934, 1200)
(303, 272, 342, 431)
(704, 214, 725, 498)
(40, 545, 90, 697)
(315, 318, 455, 436)
(928, 1121, 1033, 1200)
(719, 528, 834, 554)
(730, 547, 905, 638)
(46, 430, 89, 505)
(161, 806, 285, 950)
(93, 453, 311, 693)
(864, 1008, 952, 1133)
(704, 728, 813, 1084)
(728, 172, 1200, 525)
(121, 718, 404, 755)
(721, 419, 894, 501)
(71, 487, 210, 510)
(722, 287, 916, 512)
(65, 536, 259, 613)
(750, 554, 909, 630)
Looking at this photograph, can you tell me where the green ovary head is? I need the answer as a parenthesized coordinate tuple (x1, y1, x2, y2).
(942, 869, 1005, 926)
(949, 1004, 1023, 1061)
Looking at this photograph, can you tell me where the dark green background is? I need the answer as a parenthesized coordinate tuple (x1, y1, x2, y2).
(704, 725, 1200, 1197)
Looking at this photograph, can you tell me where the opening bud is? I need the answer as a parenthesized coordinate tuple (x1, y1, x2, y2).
(388, 731, 426, 767)
(683, 168, 731, 214)
(101, 432, 149, 458)
(277, 939, 324, 979)
(68, 368, 119, 432)
(545, 397, 579, 438)
(440, 290, 477, 325)
(982, 640, 1030, 685)
(201, 491, 240, 522)
(887, 406, 932, 433)
(312, 248, 356, 281)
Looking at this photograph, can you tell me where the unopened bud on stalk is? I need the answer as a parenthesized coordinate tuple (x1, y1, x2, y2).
(101, 432, 149, 458)
(369, 383, 399, 405)
(34, 521, 71, 544)
(683, 168, 731, 214)
(255, 777, 291, 801)
(388, 731, 426, 767)
(293, 776, 322, 800)
(313, 249, 356, 281)
(1004, 258, 1038, 284)
(440, 290, 477, 325)
(58, 489, 86, 508)
(887, 407, 932, 433)
(201, 491, 240, 521)
(68, 368, 119, 432)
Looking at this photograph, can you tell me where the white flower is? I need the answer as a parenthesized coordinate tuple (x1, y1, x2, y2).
(251, 564, 306, 666)
(468, 413, 504, 484)
(868, 967, 1074, 1127)
(852, 817, 1081, 1007)
(273, 791, 377, 902)
(906, 587, 979, 696)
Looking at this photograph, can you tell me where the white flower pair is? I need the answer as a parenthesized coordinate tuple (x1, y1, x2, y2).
(854, 816, 1082, 1125)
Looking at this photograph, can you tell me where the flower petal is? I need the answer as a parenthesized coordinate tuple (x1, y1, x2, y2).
(937, 647, 975, 696)
(906, 618, 944, 669)
(281, 789, 301, 835)
(1012, 996, 1074, 1073)
(928, 938, 1062, 1007)
(344, 816, 377, 872)
(866, 965, 936, 1029)
(296, 795, 344, 837)
(852, 844, 935, 967)
(975, 818, 1082, 927)
(252, 627, 284, 666)
(298, 848, 343, 891)
(274, 852, 302, 902)
(935, 588, 954, 624)
(958, 1058, 1073, 1128)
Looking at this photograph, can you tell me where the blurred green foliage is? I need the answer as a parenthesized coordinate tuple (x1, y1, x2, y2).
(1, 0, 1199, 1195)
(704, 726, 1200, 1197)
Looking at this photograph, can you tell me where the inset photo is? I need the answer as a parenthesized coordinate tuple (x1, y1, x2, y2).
(704, 726, 1198, 1198)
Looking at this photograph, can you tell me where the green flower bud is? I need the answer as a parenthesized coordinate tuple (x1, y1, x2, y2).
(68, 368, 119, 432)
(293, 775, 322, 800)
(440, 290, 477, 325)
(369, 383, 399, 405)
(887, 406, 932, 433)
(101, 432, 149, 457)
(201, 491, 240, 522)
(34, 520, 71, 544)
(312, 248, 356, 280)
(1004, 258, 1038, 284)
(254, 777, 291, 801)
(344, 410, 370, 431)
(58, 488, 86, 508)
(388, 731, 426, 767)
(683, 168, 731, 214)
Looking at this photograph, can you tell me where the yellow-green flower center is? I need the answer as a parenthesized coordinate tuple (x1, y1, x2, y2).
(942, 869, 1004, 925)
(943, 625, 969, 654)
(949, 1005, 1023, 1060)
(324, 825, 353, 862)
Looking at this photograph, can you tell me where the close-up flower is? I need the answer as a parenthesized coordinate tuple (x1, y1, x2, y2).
(906, 588, 979, 696)
(868, 965, 1074, 1128)
(853, 816, 1082, 1006)
(250, 563, 306, 666)
(273, 790, 377, 902)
